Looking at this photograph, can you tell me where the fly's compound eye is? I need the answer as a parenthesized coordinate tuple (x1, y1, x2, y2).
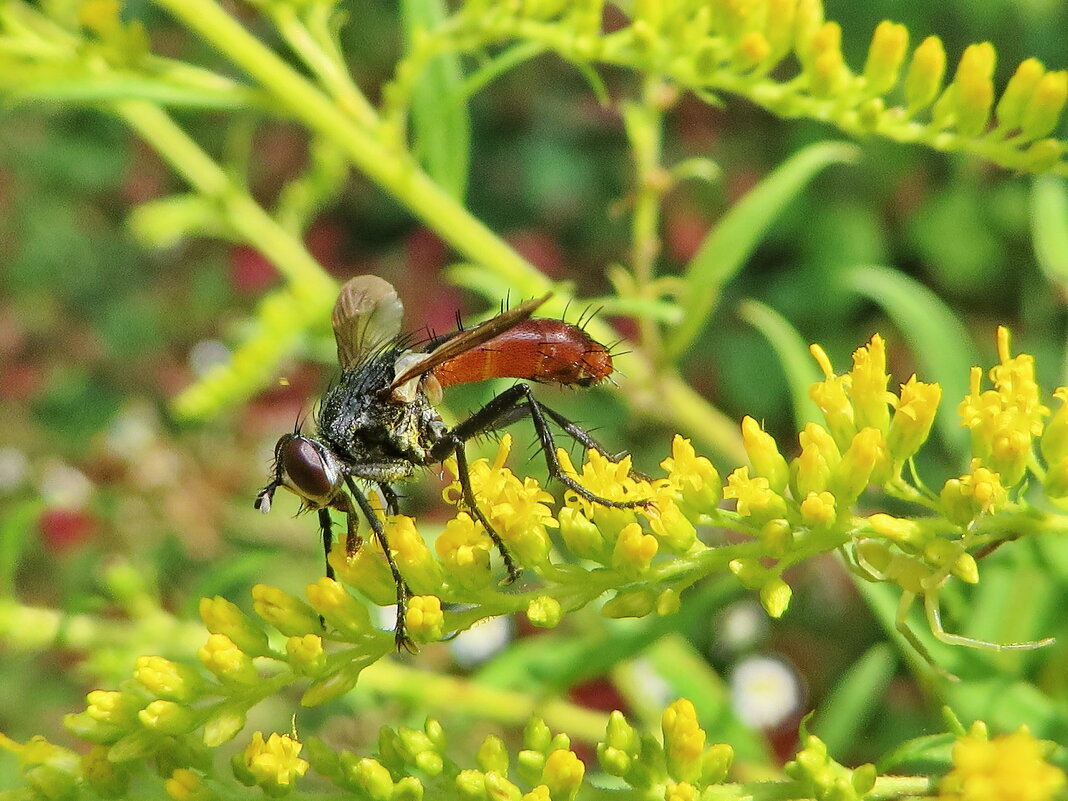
(275, 434, 341, 507)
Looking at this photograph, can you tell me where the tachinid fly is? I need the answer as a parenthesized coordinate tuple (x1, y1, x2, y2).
(255, 276, 646, 650)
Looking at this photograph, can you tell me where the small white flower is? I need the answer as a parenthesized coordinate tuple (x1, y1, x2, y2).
(729, 655, 802, 729)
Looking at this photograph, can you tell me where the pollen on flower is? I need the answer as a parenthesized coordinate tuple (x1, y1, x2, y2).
(242, 732, 309, 791)
(938, 724, 1066, 801)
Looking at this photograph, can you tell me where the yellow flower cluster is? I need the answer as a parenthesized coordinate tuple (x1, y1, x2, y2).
(939, 724, 1066, 801)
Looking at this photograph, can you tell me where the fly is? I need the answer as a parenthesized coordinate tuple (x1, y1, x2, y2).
(255, 275, 646, 650)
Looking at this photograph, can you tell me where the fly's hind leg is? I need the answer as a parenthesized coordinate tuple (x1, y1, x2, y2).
(445, 382, 650, 510)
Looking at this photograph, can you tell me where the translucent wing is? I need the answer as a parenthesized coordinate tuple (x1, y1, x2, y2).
(389, 293, 551, 391)
(332, 276, 405, 369)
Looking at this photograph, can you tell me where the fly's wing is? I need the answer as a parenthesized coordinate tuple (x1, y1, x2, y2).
(332, 276, 405, 368)
(389, 293, 551, 391)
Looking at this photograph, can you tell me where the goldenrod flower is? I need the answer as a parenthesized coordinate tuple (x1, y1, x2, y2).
(659, 435, 721, 517)
(662, 698, 705, 782)
(958, 327, 1049, 486)
(165, 767, 214, 801)
(799, 490, 836, 527)
(1040, 386, 1068, 465)
(850, 334, 893, 433)
(939, 724, 1066, 801)
(329, 537, 397, 607)
(1021, 70, 1068, 141)
(435, 512, 495, 589)
(139, 700, 197, 736)
(724, 467, 788, 524)
(941, 463, 1008, 526)
(612, 522, 659, 575)
(444, 435, 558, 568)
(240, 732, 309, 794)
(809, 344, 856, 447)
(385, 515, 445, 593)
(666, 781, 698, 801)
(996, 58, 1046, 132)
(887, 375, 942, 465)
(527, 595, 562, 628)
(952, 42, 996, 136)
(867, 513, 926, 547)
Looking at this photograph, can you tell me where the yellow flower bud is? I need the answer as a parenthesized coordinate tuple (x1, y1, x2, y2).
(867, 513, 926, 546)
(792, 0, 825, 69)
(996, 58, 1045, 132)
(662, 699, 706, 782)
(660, 435, 721, 517)
(809, 25, 845, 97)
(557, 506, 606, 561)
(198, 634, 259, 685)
(863, 21, 908, 95)
(809, 344, 856, 448)
(435, 512, 494, 591)
(527, 596, 562, 629)
(1044, 456, 1068, 499)
(763, 0, 797, 56)
(905, 36, 946, 111)
(729, 558, 767, 590)
(405, 595, 445, 643)
(952, 42, 996, 136)
(645, 496, 698, 553)
(760, 518, 794, 557)
(286, 634, 327, 676)
(665, 781, 698, 801)
(701, 743, 734, 785)
(386, 515, 445, 594)
(736, 31, 772, 68)
(742, 416, 790, 492)
(799, 491, 836, 528)
(251, 584, 320, 637)
(1021, 70, 1068, 140)
(760, 577, 792, 619)
(542, 749, 584, 801)
(1040, 387, 1068, 465)
(830, 428, 884, 503)
(199, 596, 270, 657)
(305, 577, 372, 636)
(133, 656, 202, 703)
(138, 701, 197, 736)
(601, 588, 656, 619)
(612, 522, 659, 575)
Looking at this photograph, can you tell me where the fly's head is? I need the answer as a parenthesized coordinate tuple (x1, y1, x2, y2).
(254, 433, 344, 515)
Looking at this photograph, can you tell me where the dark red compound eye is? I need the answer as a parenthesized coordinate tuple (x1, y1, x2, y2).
(277, 435, 336, 503)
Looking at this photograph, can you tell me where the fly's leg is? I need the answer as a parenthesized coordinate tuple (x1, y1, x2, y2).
(536, 403, 651, 483)
(345, 476, 415, 653)
(317, 508, 336, 581)
(378, 483, 401, 517)
(443, 382, 650, 510)
(438, 435, 521, 582)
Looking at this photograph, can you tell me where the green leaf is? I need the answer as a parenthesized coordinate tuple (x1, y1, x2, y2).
(401, 0, 470, 202)
(738, 299, 822, 431)
(463, 42, 547, 98)
(667, 141, 860, 358)
(842, 265, 977, 452)
(1031, 175, 1068, 296)
(811, 644, 897, 756)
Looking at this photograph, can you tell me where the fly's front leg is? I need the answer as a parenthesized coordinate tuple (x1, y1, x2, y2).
(447, 383, 649, 510)
(344, 476, 414, 653)
(317, 508, 335, 582)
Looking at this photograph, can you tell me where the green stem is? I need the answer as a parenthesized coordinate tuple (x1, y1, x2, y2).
(112, 99, 335, 299)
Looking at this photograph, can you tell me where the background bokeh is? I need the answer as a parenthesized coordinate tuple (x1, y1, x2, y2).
(2, 0, 1068, 782)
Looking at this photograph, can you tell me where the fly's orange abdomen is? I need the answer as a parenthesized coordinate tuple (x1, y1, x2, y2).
(432, 319, 612, 388)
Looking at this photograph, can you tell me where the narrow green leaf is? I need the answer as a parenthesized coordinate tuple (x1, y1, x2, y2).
(843, 265, 977, 451)
(738, 299, 822, 431)
(463, 42, 547, 98)
(401, 0, 470, 202)
(0, 499, 41, 598)
(811, 643, 897, 755)
(1031, 175, 1068, 295)
(668, 141, 860, 358)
